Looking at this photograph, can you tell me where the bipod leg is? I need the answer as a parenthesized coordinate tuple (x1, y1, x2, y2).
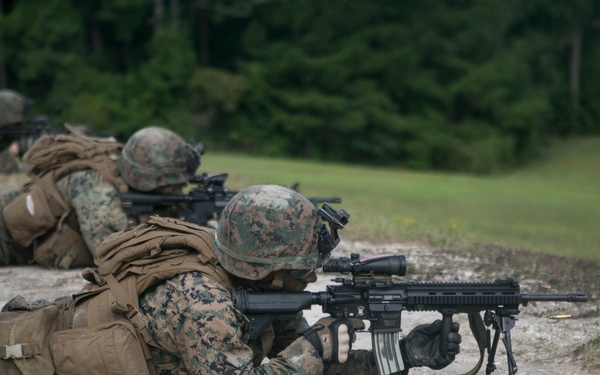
(485, 328, 500, 375)
(501, 327, 518, 374)
(495, 315, 518, 375)
(485, 312, 519, 375)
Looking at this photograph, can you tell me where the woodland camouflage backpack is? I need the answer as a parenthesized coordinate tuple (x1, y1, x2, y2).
(0, 216, 229, 375)
(2, 125, 128, 269)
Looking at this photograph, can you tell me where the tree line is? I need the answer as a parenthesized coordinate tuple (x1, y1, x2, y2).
(2, 0, 599, 173)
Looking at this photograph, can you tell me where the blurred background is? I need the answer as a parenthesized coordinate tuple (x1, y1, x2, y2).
(2, 0, 600, 173)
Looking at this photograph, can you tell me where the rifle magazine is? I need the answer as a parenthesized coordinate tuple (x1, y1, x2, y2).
(373, 331, 405, 375)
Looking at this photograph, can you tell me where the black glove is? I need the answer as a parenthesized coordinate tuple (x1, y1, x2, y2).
(401, 319, 461, 370)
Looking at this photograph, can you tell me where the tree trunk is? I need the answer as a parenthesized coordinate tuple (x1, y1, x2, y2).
(170, 0, 181, 32)
(154, 0, 165, 32)
(0, 1, 6, 88)
(90, 16, 103, 55)
(198, 8, 210, 66)
(570, 30, 582, 109)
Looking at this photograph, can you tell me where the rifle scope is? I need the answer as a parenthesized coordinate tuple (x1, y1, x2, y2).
(323, 253, 406, 276)
(188, 173, 228, 187)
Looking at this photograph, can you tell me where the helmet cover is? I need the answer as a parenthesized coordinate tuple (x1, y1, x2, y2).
(214, 184, 322, 280)
(117, 126, 201, 191)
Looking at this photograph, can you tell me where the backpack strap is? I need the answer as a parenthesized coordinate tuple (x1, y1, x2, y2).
(103, 273, 160, 375)
(459, 313, 488, 375)
(73, 216, 232, 361)
(23, 125, 128, 193)
(4, 127, 128, 268)
(93, 216, 231, 291)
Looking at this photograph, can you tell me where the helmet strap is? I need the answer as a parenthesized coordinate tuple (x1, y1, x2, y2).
(270, 271, 284, 290)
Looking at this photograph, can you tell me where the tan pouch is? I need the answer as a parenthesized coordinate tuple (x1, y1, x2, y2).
(0, 304, 61, 375)
(50, 320, 150, 375)
(33, 223, 93, 269)
(3, 185, 57, 247)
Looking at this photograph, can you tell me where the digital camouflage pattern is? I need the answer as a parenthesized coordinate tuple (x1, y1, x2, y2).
(0, 126, 197, 267)
(139, 271, 379, 375)
(117, 126, 201, 192)
(0, 148, 23, 174)
(0, 89, 27, 151)
(0, 169, 128, 266)
(55, 169, 129, 252)
(0, 89, 26, 127)
(214, 184, 322, 280)
(139, 271, 321, 374)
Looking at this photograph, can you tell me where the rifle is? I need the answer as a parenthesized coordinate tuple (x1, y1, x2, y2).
(120, 172, 236, 227)
(308, 197, 342, 206)
(0, 116, 62, 136)
(289, 182, 342, 206)
(0, 116, 63, 152)
(1, 117, 119, 156)
(121, 176, 344, 227)
(233, 252, 587, 375)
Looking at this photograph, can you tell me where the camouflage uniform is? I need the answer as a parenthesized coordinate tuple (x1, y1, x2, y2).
(0, 148, 23, 174)
(56, 170, 129, 251)
(0, 126, 200, 266)
(0, 169, 128, 265)
(0, 89, 28, 152)
(139, 271, 378, 375)
(0, 186, 456, 373)
(0, 90, 28, 174)
(136, 185, 379, 374)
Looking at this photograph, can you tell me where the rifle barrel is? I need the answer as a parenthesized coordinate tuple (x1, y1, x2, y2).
(309, 197, 342, 204)
(524, 294, 587, 303)
(120, 193, 198, 204)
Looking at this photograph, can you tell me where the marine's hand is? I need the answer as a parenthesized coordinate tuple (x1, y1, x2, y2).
(402, 319, 461, 370)
(303, 317, 360, 363)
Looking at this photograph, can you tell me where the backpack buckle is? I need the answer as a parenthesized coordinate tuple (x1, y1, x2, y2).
(3, 344, 27, 359)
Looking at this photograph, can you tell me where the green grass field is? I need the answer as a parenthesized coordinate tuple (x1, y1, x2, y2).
(203, 137, 600, 260)
(1, 137, 596, 260)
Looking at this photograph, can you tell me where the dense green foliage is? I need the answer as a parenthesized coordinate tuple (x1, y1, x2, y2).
(2, 0, 600, 173)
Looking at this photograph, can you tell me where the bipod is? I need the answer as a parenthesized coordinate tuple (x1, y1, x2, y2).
(484, 311, 518, 375)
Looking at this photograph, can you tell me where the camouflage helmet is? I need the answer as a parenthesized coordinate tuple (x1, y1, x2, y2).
(117, 126, 201, 192)
(214, 184, 322, 280)
(0, 90, 27, 127)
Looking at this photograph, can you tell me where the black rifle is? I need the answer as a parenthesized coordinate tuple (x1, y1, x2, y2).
(308, 197, 342, 206)
(120, 172, 236, 227)
(1, 117, 119, 156)
(289, 182, 342, 207)
(0, 116, 62, 136)
(121, 176, 344, 227)
(0, 116, 63, 152)
(233, 253, 587, 375)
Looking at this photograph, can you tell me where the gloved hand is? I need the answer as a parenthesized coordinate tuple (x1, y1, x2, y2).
(303, 317, 365, 363)
(401, 319, 461, 370)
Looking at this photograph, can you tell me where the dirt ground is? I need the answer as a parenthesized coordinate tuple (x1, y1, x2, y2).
(1, 240, 598, 375)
